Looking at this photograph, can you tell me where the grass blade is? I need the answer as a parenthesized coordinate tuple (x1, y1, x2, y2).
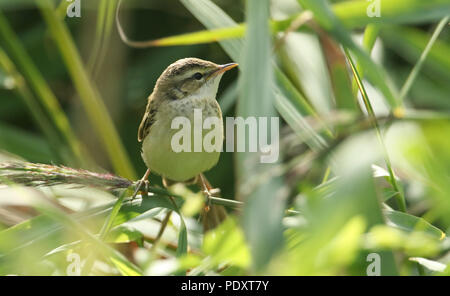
(237, 0, 287, 271)
(384, 209, 445, 240)
(99, 189, 128, 239)
(381, 26, 450, 83)
(0, 11, 86, 167)
(297, 0, 399, 109)
(37, 0, 136, 179)
(87, 0, 118, 78)
(399, 16, 449, 102)
(320, 33, 357, 111)
(409, 257, 447, 273)
(345, 48, 406, 212)
(352, 24, 381, 96)
(334, 0, 450, 27)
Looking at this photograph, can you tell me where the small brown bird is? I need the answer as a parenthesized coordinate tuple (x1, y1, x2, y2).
(137, 57, 237, 230)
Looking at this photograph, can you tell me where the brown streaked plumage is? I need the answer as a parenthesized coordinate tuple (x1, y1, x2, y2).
(138, 58, 222, 143)
(136, 57, 237, 230)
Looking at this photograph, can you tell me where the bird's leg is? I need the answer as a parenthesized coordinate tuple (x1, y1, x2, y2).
(197, 174, 227, 231)
(197, 174, 221, 212)
(131, 169, 151, 200)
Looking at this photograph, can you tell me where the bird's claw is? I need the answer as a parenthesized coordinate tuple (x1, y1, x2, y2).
(201, 187, 221, 212)
(131, 179, 150, 200)
(141, 180, 150, 198)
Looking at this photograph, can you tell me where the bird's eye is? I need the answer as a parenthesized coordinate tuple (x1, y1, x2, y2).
(193, 72, 203, 80)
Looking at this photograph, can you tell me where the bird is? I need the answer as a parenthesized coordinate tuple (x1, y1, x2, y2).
(136, 57, 238, 230)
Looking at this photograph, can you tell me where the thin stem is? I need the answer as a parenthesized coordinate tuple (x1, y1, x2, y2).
(84, 169, 146, 274)
(115, 0, 156, 48)
(273, 10, 313, 51)
(88, 0, 118, 79)
(87, 0, 108, 74)
(345, 48, 407, 212)
(352, 24, 380, 99)
(321, 166, 331, 184)
(208, 196, 243, 208)
(99, 189, 128, 239)
(399, 16, 449, 102)
(151, 210, 173, 251)
(85, 188, 128, 275)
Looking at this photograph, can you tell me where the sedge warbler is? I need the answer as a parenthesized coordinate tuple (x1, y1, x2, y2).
(137, 57, 238, 230)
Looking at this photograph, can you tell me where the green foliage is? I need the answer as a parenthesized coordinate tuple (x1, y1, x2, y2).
(0, 0, 449, 276)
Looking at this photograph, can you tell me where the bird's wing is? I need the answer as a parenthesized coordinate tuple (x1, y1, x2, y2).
(138, 94, 158, 142)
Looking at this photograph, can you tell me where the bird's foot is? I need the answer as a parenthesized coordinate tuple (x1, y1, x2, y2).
(131, 179, 148, 200)
(140, 179, 150, 198)
(197, 174, 221, 213)
(201, 187, 221, 212)
(131, 169, 151, 200)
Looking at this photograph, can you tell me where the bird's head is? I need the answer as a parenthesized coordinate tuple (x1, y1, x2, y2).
(154, 57, 238, 100)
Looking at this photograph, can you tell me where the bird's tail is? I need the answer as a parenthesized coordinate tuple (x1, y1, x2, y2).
(201, 204, 227, 232)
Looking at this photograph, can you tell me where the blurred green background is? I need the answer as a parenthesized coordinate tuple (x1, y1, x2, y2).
(0, 0, 449, 276)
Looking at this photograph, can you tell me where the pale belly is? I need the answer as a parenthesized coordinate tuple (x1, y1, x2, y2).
(141, 97, 223, 182)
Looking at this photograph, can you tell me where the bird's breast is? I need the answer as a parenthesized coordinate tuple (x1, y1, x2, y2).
(164, 96, 222, 119)
(141, 96, 223, 182)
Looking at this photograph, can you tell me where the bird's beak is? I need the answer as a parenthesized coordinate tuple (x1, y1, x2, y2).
(207, 62, 238, 80)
